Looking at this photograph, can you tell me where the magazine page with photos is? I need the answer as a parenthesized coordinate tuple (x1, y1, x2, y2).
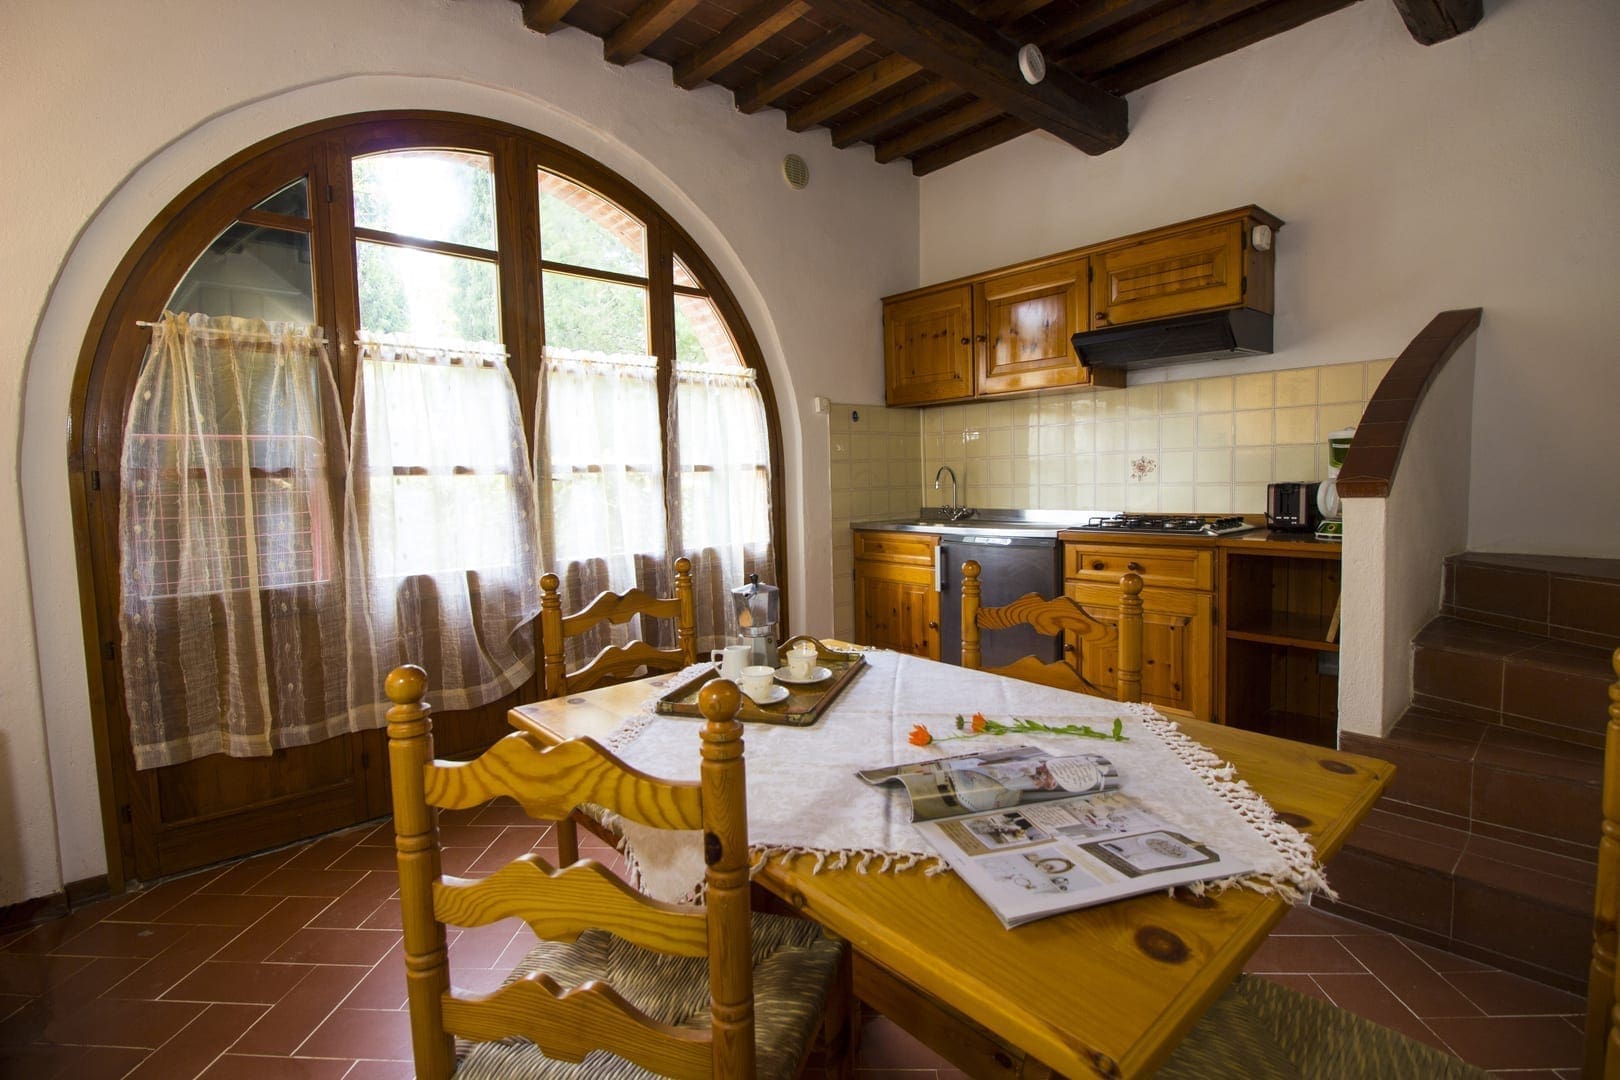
(914, 790, 1253, 928)
(856, 745, 1120, 822)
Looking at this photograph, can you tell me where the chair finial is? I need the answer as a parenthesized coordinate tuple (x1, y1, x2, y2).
(386, 664, 428, 705)
(699, 678, 742, 725)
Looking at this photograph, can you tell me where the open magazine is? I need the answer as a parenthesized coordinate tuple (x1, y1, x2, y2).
(858, 745, 1252, 928)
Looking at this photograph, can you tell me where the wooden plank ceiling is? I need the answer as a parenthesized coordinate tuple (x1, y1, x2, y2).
(511, 0, 1363, 174)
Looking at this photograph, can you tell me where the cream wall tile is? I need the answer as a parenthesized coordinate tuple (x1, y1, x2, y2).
(1095, 484, 1125, 510)
(986, 458, 1013, 485)
(1125, 484, 1159, 511)
(830, 461, 850, 490)
(1012, 458, 1032, 486)
(1069, 484, 1096, 509)
(1197, 412, 1234, 447)
(1318, 363, 1365, 403)
(1160, 415, 1197, 449)
(1274, 445, 1316, 482)
(1127, 418, 1158, 448)
(1037, 486, 1068, 511)
(1366, 358, 1395, 391)
(1196, 449, 1232, 483)
(851, 462, 876, 489)
(983, 400, 1013, 427)
(1320, 402, 1364, 433)
(1096, 453, 1127, 484)
(1195, 485, 1232, 513)
(1232, 483, 1268, 514)
(1038, 426, 1066, 456)
(1275, 368, 1317, 406)
(831, 489, 851, 519)
(984, 428, 1012, 456)
(1073, 455, 1096, 484)
(851, 490, 874, 517)
(851, 432, 873, 459)
(1160, 450, 1194, 484)
(1035, 457, 1067, 486)
(1197, 377, 1234, 412)
(1235, 372, 1275, 410)
(1125, 384, 1160, 416)
(1093, 388, 1125, 417)
(1235, 409, 1273, 446)
(1070, 421, 1096, 454)
(888, 460, 912, 486)
(1160, 381, 1197, 414)
(984, 484, 1012, 506)
(1158, 484, 1193, 512)
(1275, 406, 1316, 444)
(1038, 397, 1069, 424)
(1095, 421, 1125, 452)
(1234, 447, 1271, 484)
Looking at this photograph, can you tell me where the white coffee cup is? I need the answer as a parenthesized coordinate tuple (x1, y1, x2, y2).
(740, 664, 776, 700)
(712, 644, 750, 679)
(787, 641, 818, 679)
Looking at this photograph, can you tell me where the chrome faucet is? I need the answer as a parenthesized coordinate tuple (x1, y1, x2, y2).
(933, 465, 974, 521)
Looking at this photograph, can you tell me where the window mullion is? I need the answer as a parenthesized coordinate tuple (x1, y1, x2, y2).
(648, 217, 679, 567)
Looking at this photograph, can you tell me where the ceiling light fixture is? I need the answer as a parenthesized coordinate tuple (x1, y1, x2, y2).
(1017, 43, 1046, 86)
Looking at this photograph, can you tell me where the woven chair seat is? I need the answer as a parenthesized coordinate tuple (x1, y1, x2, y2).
(454, 912, 842, 1079)
(1156, 974, 1487, 1079)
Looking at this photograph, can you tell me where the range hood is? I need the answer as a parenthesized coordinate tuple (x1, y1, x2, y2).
(1071, 308, 1272, 373)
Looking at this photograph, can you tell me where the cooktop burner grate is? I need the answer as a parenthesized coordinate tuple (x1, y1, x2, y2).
(1079, 514, 1256, 536)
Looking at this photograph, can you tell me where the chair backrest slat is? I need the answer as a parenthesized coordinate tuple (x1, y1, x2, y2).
(442, 973, 713, 1079)
(542, 556, 697, 698)
(1583, 647, 1620, 1077)
(423, 732, 704, 831)
(961, 560, 1144, 703)
(434, 857, 709, 957)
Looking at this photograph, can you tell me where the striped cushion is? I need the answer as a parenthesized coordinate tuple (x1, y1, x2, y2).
(1155, 975, 1487, 1079)
(454, 912, 842, 1079)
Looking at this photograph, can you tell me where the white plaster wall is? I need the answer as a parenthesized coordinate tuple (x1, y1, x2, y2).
(917, 0, 1620, 560)
(3, 0, 917, 902)
(1339, 338, 1476, 737)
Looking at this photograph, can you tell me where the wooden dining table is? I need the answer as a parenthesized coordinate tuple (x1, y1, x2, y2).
(508, 653, 1393, 1080)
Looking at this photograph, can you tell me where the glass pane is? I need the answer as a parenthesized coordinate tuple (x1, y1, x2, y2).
(542, 271, 648, 355)
(538, 170, 646, 276)
(672, 254, 699, 289)
(675, 294, 743, 369)
(358, 241, 500, 343)
(353, 150, 497, 250)
(253, 178, 309, 218)
(167, 223, 315, 323)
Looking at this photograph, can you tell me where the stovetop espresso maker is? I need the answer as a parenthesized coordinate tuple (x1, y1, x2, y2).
(730, 573, 780, 670)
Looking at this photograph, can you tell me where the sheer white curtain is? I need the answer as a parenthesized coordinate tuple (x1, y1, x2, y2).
(671, 365, 775, 652)
(345, 336, 540, 725)
(119, 313, 349, 768)
(534, 346, 668, 663)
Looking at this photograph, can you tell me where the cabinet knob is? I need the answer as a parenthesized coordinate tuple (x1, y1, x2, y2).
(960, 336, 970, 345)
(1127, 562, 1143, 572)
(927, 620, 939, 630)
(1095, 312, 1110, 324)
(1063, 643, 1075, 654)
(1092, 560, 1104, 570)
(976, 334, 987, 342)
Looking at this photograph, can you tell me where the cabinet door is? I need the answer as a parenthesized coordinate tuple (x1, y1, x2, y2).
(1090, 220, 1244, 329)
(884, 286, 974, 406)
(1065, 582, 1213, 720)
(974, 259, 1089, 395)
(855, 560, 941, 659)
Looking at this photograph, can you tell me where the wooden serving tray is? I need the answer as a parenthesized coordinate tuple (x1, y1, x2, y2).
(654, 636, 867, 726)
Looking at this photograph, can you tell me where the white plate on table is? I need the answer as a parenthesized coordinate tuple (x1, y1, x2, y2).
(774, 665, 832, 685)
(744, 684, 791, 706)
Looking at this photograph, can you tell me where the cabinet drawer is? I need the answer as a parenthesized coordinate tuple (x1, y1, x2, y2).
(855, 531, 939, 566)
(1065, 544, 1213, 591)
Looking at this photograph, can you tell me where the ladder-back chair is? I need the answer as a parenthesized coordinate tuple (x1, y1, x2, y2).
(961, 559, 1145, 703)
(1583, 647, 1620, 1078)
(386, 665, 850, 1079)
(541, 556, 697, 699)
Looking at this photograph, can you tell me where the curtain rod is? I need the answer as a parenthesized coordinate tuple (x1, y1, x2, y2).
(136, 320, 329, 345)
(357, 338, 511, 360)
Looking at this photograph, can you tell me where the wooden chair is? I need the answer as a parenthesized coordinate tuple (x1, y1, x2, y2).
(541, 555, 697, 699)
(386, 665, 851, 1080)
(1583, 646, 1620, 1078)
(960, 559, 1145, 703)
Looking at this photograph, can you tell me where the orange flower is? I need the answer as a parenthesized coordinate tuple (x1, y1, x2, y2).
(970, 712, 988, 733)
(908, 724, 933, 747)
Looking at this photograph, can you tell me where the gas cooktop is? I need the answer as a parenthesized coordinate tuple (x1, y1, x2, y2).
(1076, 514, 1256, 536)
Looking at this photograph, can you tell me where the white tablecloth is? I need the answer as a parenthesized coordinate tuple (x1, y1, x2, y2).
(600, 651, 1328, 905)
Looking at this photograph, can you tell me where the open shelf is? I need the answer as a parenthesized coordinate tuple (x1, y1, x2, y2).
(1225, 611, 1340, 651)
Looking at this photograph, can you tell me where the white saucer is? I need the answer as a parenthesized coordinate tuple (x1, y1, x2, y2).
(744, 684, 791, 706)
(775, 665, 832, 685)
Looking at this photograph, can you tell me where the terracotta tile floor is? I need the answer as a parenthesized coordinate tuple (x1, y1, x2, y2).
(0, 813, 1587, 1078)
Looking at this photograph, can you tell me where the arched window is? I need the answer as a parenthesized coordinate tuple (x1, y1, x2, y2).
(73, 112, 785, 883)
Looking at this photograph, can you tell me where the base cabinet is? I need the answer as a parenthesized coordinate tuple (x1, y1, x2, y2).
(854, 531, 941, 660)
(1066, 582, 1213, 720)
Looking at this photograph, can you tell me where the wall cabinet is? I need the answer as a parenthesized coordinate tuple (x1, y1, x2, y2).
(1063, 539, 1215, 719)
(854, 531, 941, 660)
(882, 206, 1278, 406)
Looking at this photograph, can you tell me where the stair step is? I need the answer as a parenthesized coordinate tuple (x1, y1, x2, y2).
(1411, 615, 1614, 746)
(1320, 801, 1596, 992)
(1443, 551, 1620, 649)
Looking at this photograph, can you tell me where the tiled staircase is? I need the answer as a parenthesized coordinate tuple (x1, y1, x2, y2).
(1329, 552, 1620, 993)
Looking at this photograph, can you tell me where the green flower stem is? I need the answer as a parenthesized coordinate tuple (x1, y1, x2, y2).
(940, 714, 1128, 743)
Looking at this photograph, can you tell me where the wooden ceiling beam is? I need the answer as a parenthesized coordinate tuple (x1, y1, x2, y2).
(673, 0, 810, 89)
(734, 28, 872, 113)
(517, 0, 583, 34)
(1102, 0, 1355, 93)
(830, 77, 958, 147)
(604, 0, 704, 65)
(1392, 0, 1483, 44)
(787, 54, 922, 131)
(803, 0, 1127, 154)
(972, 0, 1061, 21)
(875, 99, 1003, 163)
(1037, 0, 1175, 55)
(1066, 0, 1271, 73)
(912, 117, 1033, 175)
